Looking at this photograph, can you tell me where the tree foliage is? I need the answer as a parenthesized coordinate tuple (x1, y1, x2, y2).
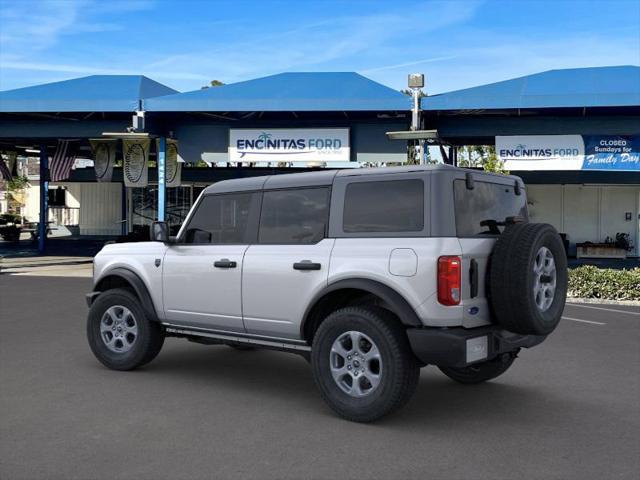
(201, 79, 225, 89)
(457, 145, 509, 174)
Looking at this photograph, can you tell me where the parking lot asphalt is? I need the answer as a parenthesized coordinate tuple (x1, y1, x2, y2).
(1, 275, 638, 480)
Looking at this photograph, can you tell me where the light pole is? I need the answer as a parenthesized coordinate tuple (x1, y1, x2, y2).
(408, 73, 425, 164)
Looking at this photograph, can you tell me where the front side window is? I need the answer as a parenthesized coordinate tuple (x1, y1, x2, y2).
(183, 193, 255, 244)
(259, 188, 330, 244)
(454, 180, 528, 236)
(343, 179, 424, 233)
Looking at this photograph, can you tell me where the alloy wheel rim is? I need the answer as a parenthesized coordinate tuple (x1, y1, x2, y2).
(100, 305, 138, 353)
(533, 246, 557, 312)
(329, 331, 382, 398)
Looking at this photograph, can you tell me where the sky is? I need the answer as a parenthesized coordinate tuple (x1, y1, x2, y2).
(0, 0, 639, 94)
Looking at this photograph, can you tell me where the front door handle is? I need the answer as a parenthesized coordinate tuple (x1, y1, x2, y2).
(293, 261, 321, 271)
(214, 259, 237, 269)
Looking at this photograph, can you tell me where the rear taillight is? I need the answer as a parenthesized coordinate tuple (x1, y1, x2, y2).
(438, 256, 461, 306)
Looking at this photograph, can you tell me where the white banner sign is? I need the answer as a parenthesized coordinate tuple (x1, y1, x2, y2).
(123, 138, 149, 187)
(496, 135, 585, 170)
(90, 139, 116, 182)
(229, 128, 350, 162)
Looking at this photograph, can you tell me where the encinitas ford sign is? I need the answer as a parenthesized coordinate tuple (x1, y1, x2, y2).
(497, 135, 585, 170)
(497, 135, 640, 171)
(229, 128, 350, 162)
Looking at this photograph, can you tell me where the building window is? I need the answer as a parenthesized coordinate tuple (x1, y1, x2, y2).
(183, 192, 256, 244)
(259, 188, 330, 244)
(131, 185, 193, 236)
(343, 179, 424, 233)
(48, 187, 66, 207)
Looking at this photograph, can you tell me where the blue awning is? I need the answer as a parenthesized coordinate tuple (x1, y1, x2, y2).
(145, 72, 411, 112)
(0, 75, 178, 113)
(422, 66, 640, 111)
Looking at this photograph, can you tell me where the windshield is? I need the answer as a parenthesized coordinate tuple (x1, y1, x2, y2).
(454, 179, 528, 236)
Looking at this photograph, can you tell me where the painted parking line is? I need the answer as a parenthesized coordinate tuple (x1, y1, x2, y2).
(562, 316, 606, 326)
(567, 304, 640, 316)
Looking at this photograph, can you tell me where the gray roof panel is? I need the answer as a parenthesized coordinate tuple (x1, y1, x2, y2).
(203, 175, 269, 194)
(263, 170, 338, 189)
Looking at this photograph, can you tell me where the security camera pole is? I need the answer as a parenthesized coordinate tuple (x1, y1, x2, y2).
(408, 73, 425, 164)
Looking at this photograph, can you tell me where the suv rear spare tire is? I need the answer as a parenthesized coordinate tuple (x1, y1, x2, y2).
(488, 223, 567, 335)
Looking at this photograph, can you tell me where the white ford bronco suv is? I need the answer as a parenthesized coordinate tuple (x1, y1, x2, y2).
(87, 165, 567, 422)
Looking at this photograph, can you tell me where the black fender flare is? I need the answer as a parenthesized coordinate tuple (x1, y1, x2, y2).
(92, 267, 159, 322)
(301, 278, 423, 338)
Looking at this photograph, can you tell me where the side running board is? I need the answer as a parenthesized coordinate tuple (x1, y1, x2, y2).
(162, 323, 311, 353)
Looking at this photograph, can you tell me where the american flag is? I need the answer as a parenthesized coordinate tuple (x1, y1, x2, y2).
(49, 140, 78, 182)
(0, 156, 12, 181)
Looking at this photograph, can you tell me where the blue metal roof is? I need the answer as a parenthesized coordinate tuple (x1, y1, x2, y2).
(145, 72, 411, 112)
(422, 66, 640, 111)
(0, 75, 178, 113)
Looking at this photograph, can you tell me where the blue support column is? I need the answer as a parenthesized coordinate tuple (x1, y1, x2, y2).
(157, 137, 166, 222)
(38, 145, 48, 254)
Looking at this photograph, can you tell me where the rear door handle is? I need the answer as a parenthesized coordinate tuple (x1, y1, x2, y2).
(293, 261, 321, 271)
(214, 259, 237, 269)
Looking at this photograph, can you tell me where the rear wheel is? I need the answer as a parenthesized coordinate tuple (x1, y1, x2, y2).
(439, 353, 516, 385)
(87, 288, 164, 371)
(311, 306, 419, 423)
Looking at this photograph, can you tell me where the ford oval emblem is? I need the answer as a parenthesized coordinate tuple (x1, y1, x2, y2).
(468, 306, 479, 315)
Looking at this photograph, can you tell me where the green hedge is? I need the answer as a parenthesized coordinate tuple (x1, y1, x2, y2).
(568, 266, 640, 301)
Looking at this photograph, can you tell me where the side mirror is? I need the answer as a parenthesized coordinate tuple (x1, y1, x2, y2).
(151, 221, 169, 243)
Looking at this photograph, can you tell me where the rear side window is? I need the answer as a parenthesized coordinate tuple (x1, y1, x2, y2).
(259, 188, 330, 244)
(343, 179, 424, 233)
(183, 193, 256, 244)
(454, 180, 528, 236)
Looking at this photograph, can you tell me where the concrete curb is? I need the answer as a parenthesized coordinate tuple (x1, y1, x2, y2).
(0, 258, 93, 270)
(0, 261, 93, 270)
(566, 297, 640, 307)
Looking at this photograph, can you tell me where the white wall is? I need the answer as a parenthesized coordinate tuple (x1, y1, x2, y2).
(15, 181, 121, 235)
(23, 181, 40, 222)
(78, 182, 122, 235)
(527, 184, 640, 256)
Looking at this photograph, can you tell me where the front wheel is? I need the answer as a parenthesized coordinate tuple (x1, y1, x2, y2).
(87, 288, 164, 371)
(438, 353, 516, 385)
(311, 306, 420, 423)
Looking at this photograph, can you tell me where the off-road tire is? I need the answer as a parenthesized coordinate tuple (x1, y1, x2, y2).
(311, 306, 420, 423)
(87, 288, 164, 371)
(489, 223, 567, 335)
(439, 353, 516, 384)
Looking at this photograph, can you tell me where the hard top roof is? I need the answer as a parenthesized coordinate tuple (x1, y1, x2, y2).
(202, 164, 468, 194)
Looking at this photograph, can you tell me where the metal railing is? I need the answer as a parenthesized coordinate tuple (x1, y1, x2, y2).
(48, 207, 79, 226)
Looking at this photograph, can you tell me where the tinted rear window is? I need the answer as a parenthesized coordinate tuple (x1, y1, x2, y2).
(259, 188, 330, 244)
(454, 180, 528, 236)
(343, 179, 424, 233)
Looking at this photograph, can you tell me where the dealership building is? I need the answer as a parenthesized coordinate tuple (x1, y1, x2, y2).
(421, 65, 640, 257)
(0, 66, 638, 258)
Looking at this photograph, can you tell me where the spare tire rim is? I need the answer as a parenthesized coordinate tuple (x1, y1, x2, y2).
(100, 305, 138, 353)
(330, 331, 382, 398)
(533, 246, 557, 312)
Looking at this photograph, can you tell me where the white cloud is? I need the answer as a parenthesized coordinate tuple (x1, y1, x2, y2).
(361, 56, 459, 74)
(0, 0, 153, 56)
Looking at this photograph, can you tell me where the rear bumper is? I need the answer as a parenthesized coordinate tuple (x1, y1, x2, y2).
(407, 325, 546, 368)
